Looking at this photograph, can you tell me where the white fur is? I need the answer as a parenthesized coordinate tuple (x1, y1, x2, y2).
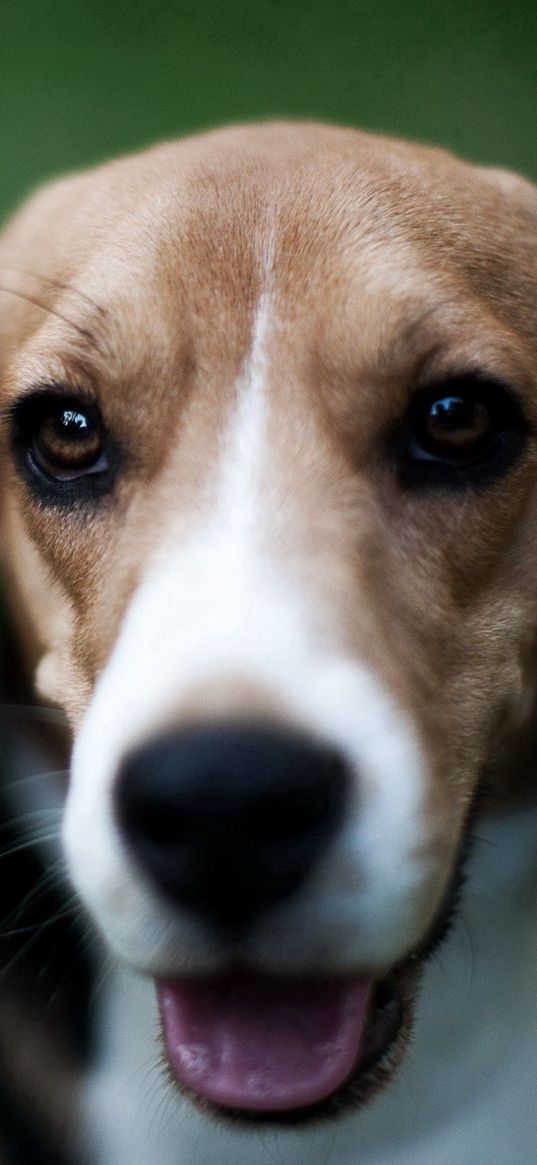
(7, 127, 537, 1165)
(83, 807, 537, 1165)
(64, 291, 446, 980)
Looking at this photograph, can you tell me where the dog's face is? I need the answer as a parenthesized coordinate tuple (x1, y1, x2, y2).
(2, 122, 537, 1118)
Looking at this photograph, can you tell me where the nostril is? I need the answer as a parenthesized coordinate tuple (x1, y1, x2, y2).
(115, 722, 349, 931)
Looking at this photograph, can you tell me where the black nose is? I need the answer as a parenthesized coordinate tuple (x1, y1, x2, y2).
(115, 723, 348, 934)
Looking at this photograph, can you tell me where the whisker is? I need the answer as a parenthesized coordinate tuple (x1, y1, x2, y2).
(1, 769, 69, 793)
(0, 282, 106, 355)
(76, 928, 109, 997)
(0, 703, 68, 727)
(147, 1067, 178, 1142)
(467, 830, 496, 849)
(0, 914, 69, 980)
(11, 871, 68, 927)
(0, 806, 62, 830)
(2, 901, 79, 939)
(141, 1058, 168, 1123)
(1, 854, 65, 930)
(0, 266, 107, 317)
(0, 831, 61, 864)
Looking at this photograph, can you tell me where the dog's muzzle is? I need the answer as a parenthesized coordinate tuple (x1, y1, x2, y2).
(112, 722, 388, 1114)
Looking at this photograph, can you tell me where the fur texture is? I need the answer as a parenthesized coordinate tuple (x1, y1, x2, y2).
(1, 122, 537, 1163)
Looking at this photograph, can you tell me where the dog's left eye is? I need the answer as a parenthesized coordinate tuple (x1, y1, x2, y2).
(392, 377, 528, 488)
(414, 394, 493, 457)
(10, 389, 115, 502)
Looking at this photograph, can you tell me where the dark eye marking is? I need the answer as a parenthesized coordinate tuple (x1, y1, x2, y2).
(9, 386, 118, 507)
(390, 375, 529, 489)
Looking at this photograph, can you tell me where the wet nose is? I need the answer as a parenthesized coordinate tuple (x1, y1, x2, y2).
(115, 722, 348, 934)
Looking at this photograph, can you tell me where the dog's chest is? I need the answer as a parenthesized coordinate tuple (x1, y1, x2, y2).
(85, 808, 537, 1165)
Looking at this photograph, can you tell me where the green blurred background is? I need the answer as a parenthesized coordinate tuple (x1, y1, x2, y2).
(1, 0, 536, 222)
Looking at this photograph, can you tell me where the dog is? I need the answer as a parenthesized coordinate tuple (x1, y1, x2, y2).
(1, 121, 537, 1164)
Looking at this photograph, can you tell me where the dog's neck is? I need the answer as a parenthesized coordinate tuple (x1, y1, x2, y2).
(85, 804, 537, 1165)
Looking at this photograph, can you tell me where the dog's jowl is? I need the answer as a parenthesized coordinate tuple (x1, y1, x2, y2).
(1, 122, 537, 1164)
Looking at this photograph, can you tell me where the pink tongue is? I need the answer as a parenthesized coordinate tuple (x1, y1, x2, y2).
(157, 974, 373, 1111)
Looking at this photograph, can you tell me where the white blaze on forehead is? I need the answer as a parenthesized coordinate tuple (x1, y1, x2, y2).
(217, 284, 272, 539)
(65, 279, 446, 975)
(72, 277, 307, 768)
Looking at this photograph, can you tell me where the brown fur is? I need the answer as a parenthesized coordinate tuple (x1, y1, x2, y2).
(3, 122, 537, 1140)
(2, 123, 537, 819)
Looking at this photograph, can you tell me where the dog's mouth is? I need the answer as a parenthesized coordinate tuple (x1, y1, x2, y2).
(155, 801, 470, 1120)
(156, 969, 407, 1118)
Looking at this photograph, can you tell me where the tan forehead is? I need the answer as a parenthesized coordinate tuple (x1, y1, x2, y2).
(61, 122, 529, 306)
(3, 121, 537, 393)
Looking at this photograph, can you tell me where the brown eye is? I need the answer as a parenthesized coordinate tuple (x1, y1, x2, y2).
(33, 406, 106, 479)
(416, 395, 493, 459)
(11, 389, 116, 504)
(392, 376, 528, 490)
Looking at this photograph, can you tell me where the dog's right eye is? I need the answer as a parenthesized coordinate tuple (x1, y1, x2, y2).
(10, 389, 116, 504)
